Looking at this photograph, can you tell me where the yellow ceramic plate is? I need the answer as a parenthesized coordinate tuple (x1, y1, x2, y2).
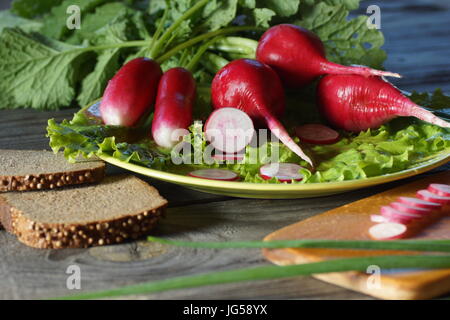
(100, 152, 449, 199)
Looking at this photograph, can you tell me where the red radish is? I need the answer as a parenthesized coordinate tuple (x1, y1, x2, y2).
(398, 196, 442, 210)
(390, 202, 432, 216)
(205, 108, 254, 154)
(295, 124, 340, 145)
(428, 184, 450, 197)
(259, 163, 303, 182)
(369, 222, 407, 240)
(380, 206, 421, 224)
(370, 214, 388, 223)
(256, 24, 400, 88)
(417, 190, 450, 205)
(152, 67, 196, 148)
(188, 169, 239, 181)
(211, 59, 313, 166)
(317, 75, 450, 132)
(100, 58, 162, 126)
(212, 153, 245, 162)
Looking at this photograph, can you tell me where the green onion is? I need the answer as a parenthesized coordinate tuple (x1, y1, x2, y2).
(56, 255, 450, 300)
(148, 236, 450, 252)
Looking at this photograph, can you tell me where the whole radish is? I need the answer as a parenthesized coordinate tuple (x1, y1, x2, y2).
(152, 67, 196, 148)
(211, 58, 313, 166)
(317, 74, 450, 132)
(100, 58, 162, 126)
(256, 24, 400, 88)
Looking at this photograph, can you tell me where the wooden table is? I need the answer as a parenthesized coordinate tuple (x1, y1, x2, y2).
(0, 0, 449, 300)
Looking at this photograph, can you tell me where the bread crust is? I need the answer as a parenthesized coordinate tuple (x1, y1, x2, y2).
(0, 195, 167, 249)
(0, 165, 105, 192)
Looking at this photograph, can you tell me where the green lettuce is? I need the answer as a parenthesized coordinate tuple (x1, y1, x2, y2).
(47, 90, 450, 184)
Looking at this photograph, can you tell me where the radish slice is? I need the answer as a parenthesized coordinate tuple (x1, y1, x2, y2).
(370, 214, 388, 223)
(259, 163, 303, 182)
(212, 153, 245, 162)
(428, 183, 450, 197)
(369, 222, 407, 240)
(397, 196, 442, 210)
(380, 206, 421, 224)
(294, 124, 340, 145)
(417, 190, 450, 205)
(188, 169, 239, 181)
(205, 108, 254, 154)
(390, 202, 432, 216)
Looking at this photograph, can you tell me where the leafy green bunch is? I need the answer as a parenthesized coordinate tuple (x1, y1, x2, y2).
(1, 0, 386, 110)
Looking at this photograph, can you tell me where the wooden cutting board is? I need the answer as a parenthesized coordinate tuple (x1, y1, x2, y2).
(263, 171, 450, 300)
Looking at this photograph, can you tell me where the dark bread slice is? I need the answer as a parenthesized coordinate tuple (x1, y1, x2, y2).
(0, 175, 167, 249)
(0, 149, 105, 192)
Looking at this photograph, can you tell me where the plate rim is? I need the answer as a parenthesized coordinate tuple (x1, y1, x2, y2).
(99, 151, 450, 192)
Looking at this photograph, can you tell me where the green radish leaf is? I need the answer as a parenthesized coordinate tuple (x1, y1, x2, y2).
(259, 0, 300, 17)
(11, 0, 63, 19)
(0, 28, 91, 110)
(0, 10, 42, 33)
(40, 0, 110, 40)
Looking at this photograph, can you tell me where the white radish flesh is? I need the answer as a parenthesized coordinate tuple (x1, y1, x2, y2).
(205, 108, 254, 154)
(397, 196, 442, 210)
(428, 183, 450, 197)
(417, 190, 450, 205)
(370, 214, 388, 223)
(259, 163, 303, 182)
(369, 222, 407, 240)
(188, 169, 239, 181)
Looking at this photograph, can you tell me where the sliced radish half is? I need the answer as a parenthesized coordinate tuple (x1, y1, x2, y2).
(370, 214, 388, 223)
(397, 196, 442, 210)
(259, 163, 303, 182)
(428, 183, 450, 197)
(294, 124, 340, 145)
(212, 153, 245, 162)
(417, 190, 450, 205)
(380, 206, 421, 224)
(205, 108, 254, 154)
(369, 222, 407, 240)
(390, 202, 432, 216)
(188, 169, 239, 181)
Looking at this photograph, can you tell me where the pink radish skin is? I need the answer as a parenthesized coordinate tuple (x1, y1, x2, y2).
(256, 24, 400, 88)
(397, 196, 442, 210)
(390, 202, 432, 216)
(417, 190, 450, 205)
(294, 124, 340, 145)
(100, 58, 162, 126)
(205, 108, 254, 154)
(211, 59, 313, 166)
(369, 222, 407, 240)
(259, 163, 303, 182)
(428, 184, 450, 197)
(317, 75, 450, 132)
(152, 67, 196, 148)
(380, 206, 421, 225)
(188, 169, 239, 181)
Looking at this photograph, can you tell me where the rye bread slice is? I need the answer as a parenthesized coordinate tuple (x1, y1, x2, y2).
(0, 175, 167, 249)
(0, 150, 105, 192)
